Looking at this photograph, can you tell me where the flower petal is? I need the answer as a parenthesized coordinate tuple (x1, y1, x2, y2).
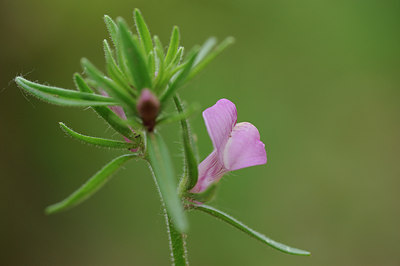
(223, 122, 267, 171)
(203, 99, 237, 152)
(100, 89, 127, 119)
(100, 89, 135, 150)
(190, 150, 227, 193)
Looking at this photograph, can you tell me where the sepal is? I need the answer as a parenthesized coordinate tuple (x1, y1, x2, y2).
(186, 184, 218, 203)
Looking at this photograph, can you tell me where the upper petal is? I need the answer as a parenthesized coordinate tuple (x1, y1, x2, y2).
(222, 122, 267, 171)
(203, 99, 237, 152)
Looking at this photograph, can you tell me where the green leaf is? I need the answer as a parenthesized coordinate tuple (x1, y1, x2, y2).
(187, 36, 235, 82)
(146, 132, 188, 233)
(104, 15, 119, 48)
(134, 9, 153, 55)
(170, 46, 184, 67)
(156, 102, 199, 126)
(160, 49, 199, 103)
(153, 35, 165, 58)
(59, 122, 136, 150)
(46, 154, 137, 214)
(15, 77, 118, 107)
(81, 58, 136, 110)
(104, 15, 133, 85)
(74, 73, 138, 140)
(194, 37, 217, 65)
(147, 51, 156, 80)
(118, 18, 152, 90)
(154, 42, 166, 93)
(191, 204, 311, 256)
(164, 26, 180, 66)
(103, 40, 136, 96)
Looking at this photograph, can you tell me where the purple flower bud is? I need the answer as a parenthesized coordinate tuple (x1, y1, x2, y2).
(190, 99, 267, 193)
(137, 89, 160, 132)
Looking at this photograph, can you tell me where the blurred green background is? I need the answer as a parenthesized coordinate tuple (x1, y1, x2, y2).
(1, 0, 399, 265)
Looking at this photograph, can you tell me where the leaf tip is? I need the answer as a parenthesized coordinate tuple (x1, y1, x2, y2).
(172, 26, 180, 37)
(103, 14, 111, 21)
(134, 8, 141, 17)
(80, 57, 88, 66)
(225, 36, 235, 44)
(15, 76, 24, 85)
(44, 204, 58, 215)
(116, 16, 126, 26)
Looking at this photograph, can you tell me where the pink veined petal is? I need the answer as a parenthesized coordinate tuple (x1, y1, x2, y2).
(203, 99, 237, 153)
(109, 105, 127, 120)
(100, 90, 136, 151)
(190, 150, 227, 193)
(222, 122, 267, 171)
(100, 90, 127, 119)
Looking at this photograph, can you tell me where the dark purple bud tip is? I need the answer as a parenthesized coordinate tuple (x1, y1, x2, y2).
(137, 89, 160, 132)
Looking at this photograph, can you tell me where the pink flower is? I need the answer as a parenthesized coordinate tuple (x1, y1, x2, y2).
(190, 99, 267, 193)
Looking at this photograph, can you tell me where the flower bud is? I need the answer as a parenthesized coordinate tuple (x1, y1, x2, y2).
(137, 89, 160, 132)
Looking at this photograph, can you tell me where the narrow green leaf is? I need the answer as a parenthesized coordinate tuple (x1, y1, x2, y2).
(171, 61, 188, 75)
(191, 204, 311, 256)
(124, 117, 145, 131)
(194, 37, 217, 65)
(146, 132, 188, 233)
(104, 15, 119, 47)
(148, 51, 155, 80)
(154, 42, 166, 93)
(164, 26, 180, 66)
(160, 49, 199, 103)
(74, 73, 138, 140)
(46, 154, 137, 214)
(103, 40, 136, 96)
(153, 35, 164, 59)
(134, 9, 153, 55)
(15, 77, 118, 107)
(173, 95, 198, 190)
(81, 58, 136, 110)
(104, 15, 134, 85)
(156, 102, 199, 125)
(59, 122, 135, 150)
(170, 46, 184, 67)
(187, 36, 235, 82)
(118, 18, 152, 90)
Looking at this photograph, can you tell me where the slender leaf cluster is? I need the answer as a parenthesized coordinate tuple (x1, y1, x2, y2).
(16, 9, 234, 140)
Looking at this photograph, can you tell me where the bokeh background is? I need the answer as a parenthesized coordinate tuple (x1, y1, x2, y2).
(1, 0, 399, 265)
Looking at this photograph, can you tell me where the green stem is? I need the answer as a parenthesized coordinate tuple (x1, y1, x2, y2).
(146, 134, 189, 265)
(173, 95, 198, 192)
(165, 211, 189, 266)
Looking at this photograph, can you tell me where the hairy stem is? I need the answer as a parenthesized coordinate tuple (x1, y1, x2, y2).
(147, 158, 189, 265)
(165, 211, 189, 266)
